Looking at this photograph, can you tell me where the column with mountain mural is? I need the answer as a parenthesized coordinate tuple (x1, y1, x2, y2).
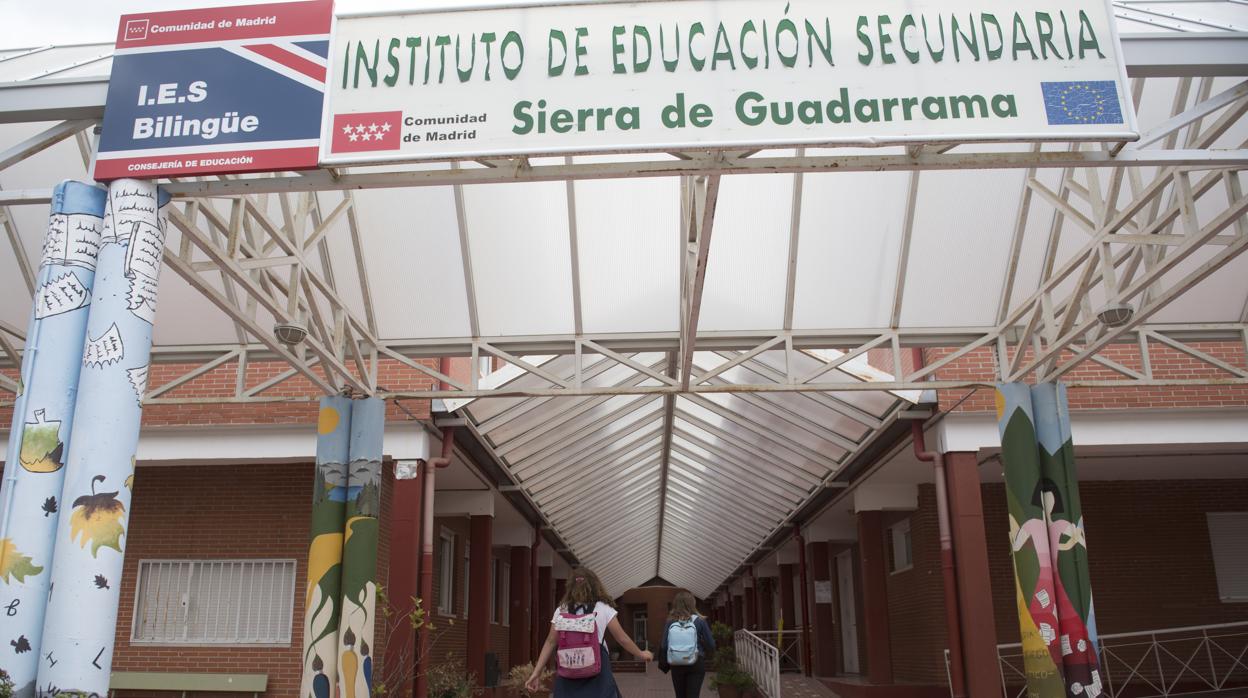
(995, 383, 1065, 698)
(338, 397, 383, 698)
(302, 395, 353, 698)
(1031, 384, 1101, 696)
(0, 181, 106, 698)
(35, 179, 169, 696)
(996, 383, 1103, 698)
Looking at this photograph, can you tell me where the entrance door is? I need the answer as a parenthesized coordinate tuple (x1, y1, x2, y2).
(836, 550, 860, 673)
(633, 610, 648, 650)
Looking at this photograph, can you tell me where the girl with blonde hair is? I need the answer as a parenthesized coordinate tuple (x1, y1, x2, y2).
(657, 590, 715, 698)
(527, 567, 653, 697)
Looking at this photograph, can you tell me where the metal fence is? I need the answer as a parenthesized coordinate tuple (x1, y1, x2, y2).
(947, 621, 1248, 698)
(736, 629, 782, 698)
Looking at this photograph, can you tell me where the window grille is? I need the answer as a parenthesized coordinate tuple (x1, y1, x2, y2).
(1208, 513, 1248, 602)
(437, 530, 455, 615)
(131, 559, 296, 644)
(889, 519, 913, 573)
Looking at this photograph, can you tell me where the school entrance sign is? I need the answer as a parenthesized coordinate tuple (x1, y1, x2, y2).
(321, 0, 1137, 165)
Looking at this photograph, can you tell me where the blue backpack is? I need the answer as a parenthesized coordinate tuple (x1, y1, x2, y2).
(667, 615, 700, 665)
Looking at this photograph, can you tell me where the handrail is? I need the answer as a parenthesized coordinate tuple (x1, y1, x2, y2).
(735, 629, 782, 698)
(948, 621, 1248, 698)
(750, 630, 805, 673)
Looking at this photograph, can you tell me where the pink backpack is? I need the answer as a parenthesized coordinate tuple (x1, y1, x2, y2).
(554, 608, 601, 678)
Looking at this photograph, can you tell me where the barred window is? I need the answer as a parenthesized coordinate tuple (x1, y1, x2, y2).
(131, 559, 296, 644)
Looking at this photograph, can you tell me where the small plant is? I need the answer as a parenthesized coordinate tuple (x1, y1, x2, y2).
(0, 669, 14, 698)
(370, 586, 459, 697)
(709, 665, 756, 691)
(499, 662, 552, 697)
(711, 646, 737, 673)
(711, 621, 734, 647)
(427, 657, 482, 698)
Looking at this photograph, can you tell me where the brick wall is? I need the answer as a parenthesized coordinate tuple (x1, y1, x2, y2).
(109, 461, 389, 698)
(984, 478, 1248, 646)
(922, 343, 1248, 413)
(0, 357, 440, 428)
(885, 477, 1248, 686)
(883, 490, 946, 684)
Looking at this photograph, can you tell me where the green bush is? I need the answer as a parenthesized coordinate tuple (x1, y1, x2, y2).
(0, 669, 13, 698)
(711, 621, 734, 647)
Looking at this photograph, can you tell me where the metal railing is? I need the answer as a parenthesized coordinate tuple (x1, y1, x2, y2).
(736, 629, 782, 698)
(946, 621, 1248, 698)
(750, 629, 806, 673)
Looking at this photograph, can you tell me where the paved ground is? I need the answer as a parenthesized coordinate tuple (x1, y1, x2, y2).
(614, 665, 838, 698)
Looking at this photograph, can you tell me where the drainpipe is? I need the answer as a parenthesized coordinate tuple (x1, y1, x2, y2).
(416, 358, 455, 698)
(530, 524, 541, 660)
(749, 565, 760, 630)
(911, 421, 965, 698)
(908, 350, 966, 698)
(794, 524, 813, 677)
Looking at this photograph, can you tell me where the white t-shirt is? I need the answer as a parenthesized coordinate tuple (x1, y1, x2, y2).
(553, 602, 618, 645)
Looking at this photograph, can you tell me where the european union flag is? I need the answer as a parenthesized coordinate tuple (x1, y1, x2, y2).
(1041, 81, 1124, 125)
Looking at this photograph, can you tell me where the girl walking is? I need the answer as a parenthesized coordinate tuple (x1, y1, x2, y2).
(527, 567, 654, 698)
(657, 590, 716, 698)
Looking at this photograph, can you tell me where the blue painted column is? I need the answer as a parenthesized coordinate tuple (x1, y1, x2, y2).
(36, 179, 169, 696)
(337, 397, 384, 698)
(301, 395, 353, 698)
(0, 181, 106, 698)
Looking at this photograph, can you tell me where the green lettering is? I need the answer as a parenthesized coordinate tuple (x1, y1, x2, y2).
(805, 19, 833, 67)
(981, 15, 1003, 60)
(612, 25, 627, 74)
(1077, 11, 1105, 58)
(548, 30, 567, 77)
(739, 20, 759, 69)
(513, 100, 533, 134)
(776, 16, 798, 67)
(501, 30, 523, 80)
(712, 22, 735, 69)
(899, 16, 920, 63)
(689, 22, 706, 70)
(856, 16, 873, 65)
(1036, 12, 1061, 58)
(877, 15, 895, 64)
(1012, 13, 1037, 60)
(736, 91, 765, 126)
(952, 15, 979, 62)
(633, 26, 652, 72)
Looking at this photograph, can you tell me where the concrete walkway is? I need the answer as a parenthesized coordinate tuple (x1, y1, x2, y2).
(614, 665, 839, 698)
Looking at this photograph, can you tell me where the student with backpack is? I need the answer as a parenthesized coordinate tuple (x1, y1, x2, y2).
(657, 590, 716, 698)
(527, 567, 654, 698)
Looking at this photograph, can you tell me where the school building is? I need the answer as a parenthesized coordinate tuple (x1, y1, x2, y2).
(1, 1, 1248, 698)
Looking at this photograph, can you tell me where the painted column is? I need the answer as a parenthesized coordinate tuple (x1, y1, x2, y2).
(731, 594, 743, 629)
(1031, 384, 1101, 696)
(37, 179, 169, 695)
(945, 452, 1002, 698)
(857, 511, 893, 684)
(385, 460, 424, 698)
(778, 564, 797, 629)
(0, 181, 106, 698)
(509, 546, 531, 667)
(338, 397, 384, 698)
(466, 515, 492, 688)
(808, 542, 838, 678)
(995, 384, 1066, 698)
(301, 396, 353, 698)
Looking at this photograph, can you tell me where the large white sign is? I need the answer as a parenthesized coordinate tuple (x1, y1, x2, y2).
(321, 0, 1136, 164)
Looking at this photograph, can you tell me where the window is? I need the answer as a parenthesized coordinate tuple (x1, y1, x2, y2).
(131, 559, 295, 644)
(499, 564, 509, 624)
(463, 551, 471, 618)
(486, 559, 506, 624)
(632, 611, 648, 649)
(437, 530, 455, 615)
(1208, 513, 1248, 602)
(889, 519, 913, 573)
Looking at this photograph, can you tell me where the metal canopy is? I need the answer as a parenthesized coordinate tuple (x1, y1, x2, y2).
(456, 349, 909, 597)
(1, 4, 1247, 595)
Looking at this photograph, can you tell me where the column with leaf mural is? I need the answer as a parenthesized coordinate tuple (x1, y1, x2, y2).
(0, 181, 106, 698)
(301, 395, 354, 698)
(1031, 384, 1101, 696)
(36, 179, 169, 695)
(995, 383, 1066, 698)
(338, 397, 383, 698)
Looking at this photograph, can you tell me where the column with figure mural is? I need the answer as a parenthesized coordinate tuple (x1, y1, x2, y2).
(338, 397, 384, 698)
(995, 384, 1066, 698)
(36, 179, 169, 695)
(301, 396, 354, 698)
(1031, 384, 1101, 696)
(0, 181, 106, 698)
